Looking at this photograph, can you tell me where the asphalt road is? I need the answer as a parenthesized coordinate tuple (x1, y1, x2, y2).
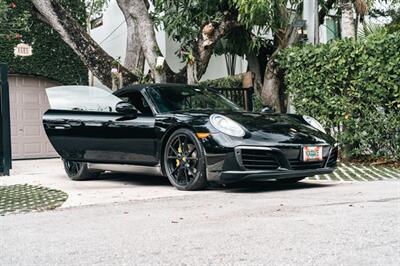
(1, 180, 399, 266)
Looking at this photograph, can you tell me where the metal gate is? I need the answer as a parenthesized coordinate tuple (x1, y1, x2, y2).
(212, 87, 254, 111)
(0, 63, 12, 176)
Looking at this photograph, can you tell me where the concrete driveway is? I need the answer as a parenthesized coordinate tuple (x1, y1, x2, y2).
(1, 159, 400, 265)
(1, 179, 400, 265)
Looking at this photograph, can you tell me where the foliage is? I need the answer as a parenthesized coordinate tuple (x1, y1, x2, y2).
(199, 75, 243, 88)
(0, 0, 87, 85)
(0, 0, 29, 38)
(85, 0, 109, 18)
(153, 0, 230, 44)
(278, 31, 400, 159)
(231, 0, 302, 32)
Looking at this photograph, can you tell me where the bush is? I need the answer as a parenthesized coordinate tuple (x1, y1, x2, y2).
(278, 32, 400, 160)
(199, 75, 243, 88)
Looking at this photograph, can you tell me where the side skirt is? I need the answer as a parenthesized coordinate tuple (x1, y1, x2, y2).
(87, 163, 164, 176)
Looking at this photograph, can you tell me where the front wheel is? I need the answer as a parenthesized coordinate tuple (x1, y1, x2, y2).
(63, 160, 101, 181)
(163, 129, 208, 191)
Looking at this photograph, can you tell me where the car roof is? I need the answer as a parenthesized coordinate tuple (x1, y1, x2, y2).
(114, 83, 200, 95)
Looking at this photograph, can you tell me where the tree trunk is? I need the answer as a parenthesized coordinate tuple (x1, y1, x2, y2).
(341, 0, 355, 39)
(31, 0, 138, 88)
(116, 0, 166, 83)
(260, 9, 300, 113)
(187, 63, 198, 85)
(246, 53, 262, 93)
(193, 20, 238, 82)
(121, 9, 145, 73)
(261, 50, 282, 112)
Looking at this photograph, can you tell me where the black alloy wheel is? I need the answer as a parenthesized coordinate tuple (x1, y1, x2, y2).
(163, 128, 207, 190)
(63, 160, 101, 181)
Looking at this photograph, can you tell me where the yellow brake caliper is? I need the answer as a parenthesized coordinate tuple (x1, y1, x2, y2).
(176, 146, 182, 167)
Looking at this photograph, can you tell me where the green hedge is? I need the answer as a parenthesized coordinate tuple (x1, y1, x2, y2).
(199, 74, 243, 88)
(278, 32, 400, 160)
(0, 0, 87, 85)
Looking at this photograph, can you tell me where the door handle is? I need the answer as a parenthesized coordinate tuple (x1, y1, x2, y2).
(48, 124, 72, 130)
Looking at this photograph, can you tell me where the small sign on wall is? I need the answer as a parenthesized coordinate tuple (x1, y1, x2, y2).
(14, 43, 33, 57)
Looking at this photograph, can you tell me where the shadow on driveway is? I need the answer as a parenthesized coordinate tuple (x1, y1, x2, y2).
(96, 172, 172, 187)
(221, 180, 334, 193)
(94, 172, 334, 194)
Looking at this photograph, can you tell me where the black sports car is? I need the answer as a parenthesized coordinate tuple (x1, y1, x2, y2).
(43, 84, 337, 190)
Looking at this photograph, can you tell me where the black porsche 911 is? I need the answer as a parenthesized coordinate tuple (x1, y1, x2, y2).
(43, 84, 338, 190)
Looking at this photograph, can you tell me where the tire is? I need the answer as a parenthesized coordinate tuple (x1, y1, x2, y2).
(63, 159, 101, 181)
(277, 176, 306, 183)
(163, 128, 208, 191)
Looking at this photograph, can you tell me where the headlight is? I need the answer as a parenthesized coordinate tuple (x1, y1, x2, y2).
(303, 115, 326, 134)
(210, 114, 245, 137)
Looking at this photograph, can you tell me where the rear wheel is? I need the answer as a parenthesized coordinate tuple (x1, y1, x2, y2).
(163, 129, 208, 191)
(63, 160, 101, 181)
(277, 177, 306, 183)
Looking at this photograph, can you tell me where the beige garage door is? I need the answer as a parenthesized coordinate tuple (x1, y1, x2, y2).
(9, 75, 59, 159)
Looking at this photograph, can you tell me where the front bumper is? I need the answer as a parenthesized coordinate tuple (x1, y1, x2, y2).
(218, 167, 335, 183)
(204, 143, 338, 184)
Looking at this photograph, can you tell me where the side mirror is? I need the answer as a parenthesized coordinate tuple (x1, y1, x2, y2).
(116, 101, 138, 115)
(261, 105, 275, 113)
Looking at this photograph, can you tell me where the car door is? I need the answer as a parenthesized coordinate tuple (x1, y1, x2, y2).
(43, 86, 158, 165)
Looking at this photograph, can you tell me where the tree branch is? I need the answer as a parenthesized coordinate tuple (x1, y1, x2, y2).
(31, 0, 138, 88)
(319, 0, 336, 25)
(195, 19, 240, 80)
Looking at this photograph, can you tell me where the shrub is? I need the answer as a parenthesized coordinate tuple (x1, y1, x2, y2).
(199, 74, 243, 88)
(278, 31, 400, 160)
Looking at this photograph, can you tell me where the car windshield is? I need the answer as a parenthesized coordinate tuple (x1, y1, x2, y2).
(46, 86, 122, 112)
(147, 86, 241, 113)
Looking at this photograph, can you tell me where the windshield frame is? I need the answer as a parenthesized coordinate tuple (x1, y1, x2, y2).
(145, 86, 242, 114)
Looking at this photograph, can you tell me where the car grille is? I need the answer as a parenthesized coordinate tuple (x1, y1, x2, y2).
(240, 149, 279, 170)
(326, 146, 338, 167)
(288, 159, 326, 170)
(238, 146, 333, 171)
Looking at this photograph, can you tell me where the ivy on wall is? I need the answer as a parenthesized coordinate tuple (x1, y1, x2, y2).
(0, 0, 87, 85)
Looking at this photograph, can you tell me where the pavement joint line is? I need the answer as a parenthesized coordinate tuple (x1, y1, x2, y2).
(351, 164, 377, 181)
(363, 166, 391, 180)
(337, 168, 355, 181)
(377, 167, 396, 177)
(370, 166, 394, 180)
(370, 166, 393, 180)
(332, 170, 344, 181)
(380, 167, 400, 177)
(342, 164, 368, 181)
(358, 165, 382, 181)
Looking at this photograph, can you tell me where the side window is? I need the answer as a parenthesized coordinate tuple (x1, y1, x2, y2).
(46, 86, 121, 112)
(119, 91, 153, 116)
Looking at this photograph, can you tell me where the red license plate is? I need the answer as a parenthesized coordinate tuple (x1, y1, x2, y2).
(303, 146, 323, 161)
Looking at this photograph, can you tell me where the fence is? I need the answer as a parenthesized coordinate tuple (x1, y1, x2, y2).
(211, 87, 254, 111)
(0, 63, 12, 176)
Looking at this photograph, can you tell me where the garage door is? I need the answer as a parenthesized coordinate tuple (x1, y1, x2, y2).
(9, 75, 59, 159)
